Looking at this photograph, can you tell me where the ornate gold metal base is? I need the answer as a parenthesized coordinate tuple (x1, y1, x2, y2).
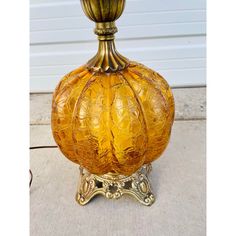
(76, 164, 155, 206)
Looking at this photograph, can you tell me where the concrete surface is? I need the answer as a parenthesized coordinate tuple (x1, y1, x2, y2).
(30, 87, 206, 125)
(30, 120, 206, 236)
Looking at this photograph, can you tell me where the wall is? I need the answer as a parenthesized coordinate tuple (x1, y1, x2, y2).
(30, 0, 206, 92)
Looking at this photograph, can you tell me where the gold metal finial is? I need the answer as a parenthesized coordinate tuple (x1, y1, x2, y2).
(76, 164, 155, 206)
(80, 0, 129, 73)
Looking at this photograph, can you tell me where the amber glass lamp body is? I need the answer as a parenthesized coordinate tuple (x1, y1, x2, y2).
(51, 0, 175, 177)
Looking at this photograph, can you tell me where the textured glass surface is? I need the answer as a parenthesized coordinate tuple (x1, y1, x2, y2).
(51, 62, 175, 176)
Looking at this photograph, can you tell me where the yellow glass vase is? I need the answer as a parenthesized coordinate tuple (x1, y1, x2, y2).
(51, 0, 175, 205)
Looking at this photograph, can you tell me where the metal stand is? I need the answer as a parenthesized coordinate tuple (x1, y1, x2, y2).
(76, 164, 155, 206)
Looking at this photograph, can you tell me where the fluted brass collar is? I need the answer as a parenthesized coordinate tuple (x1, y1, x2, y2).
(87, 40, 129, 73)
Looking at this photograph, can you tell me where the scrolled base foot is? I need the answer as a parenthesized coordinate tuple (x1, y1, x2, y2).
(76, 164, 155, 206)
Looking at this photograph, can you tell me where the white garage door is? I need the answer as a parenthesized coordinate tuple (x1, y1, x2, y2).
(30, 0, 206, 92)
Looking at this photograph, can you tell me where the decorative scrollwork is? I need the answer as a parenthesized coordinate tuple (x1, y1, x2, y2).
(76, 164, 155, 206)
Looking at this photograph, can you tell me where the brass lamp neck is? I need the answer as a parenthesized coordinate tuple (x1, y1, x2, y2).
(86, 22, 129, 73)
(80, 0, 129, 73)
